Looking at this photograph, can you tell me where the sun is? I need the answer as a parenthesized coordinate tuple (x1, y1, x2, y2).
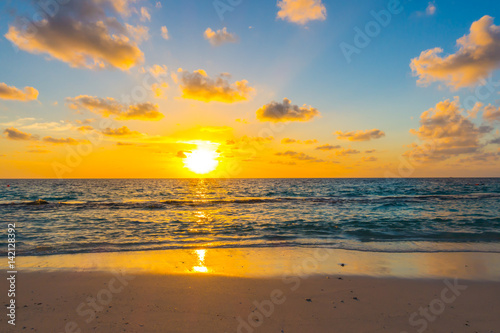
(183, 147, 219, 174)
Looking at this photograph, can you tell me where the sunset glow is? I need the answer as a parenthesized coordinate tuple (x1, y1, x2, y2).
(183, 147, 220, 174)
(0, 0, 499, 179)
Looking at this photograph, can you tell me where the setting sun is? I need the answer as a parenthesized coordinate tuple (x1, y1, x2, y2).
(183, 147, 219, 174)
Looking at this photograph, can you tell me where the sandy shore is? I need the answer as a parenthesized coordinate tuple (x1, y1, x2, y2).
(1, 248, 500, 332)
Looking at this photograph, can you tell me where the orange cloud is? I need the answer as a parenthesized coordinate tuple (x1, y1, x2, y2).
(410, 16, 500, 89)
(362, 156, 378, 162)
(67, 96, 164, 121)
(277, 0, 327, 25)
(204, 27, 238, 46)
(178, 69, 254, 103)
(336, 129, 385, 141)
(282, 138, 318, 144)
(161, 26, 170, 40)
(257, 98, 320, 123)
(4, 0, 144, 70)
(275, 150, 324, 163)
(101, 126, 142, 137)
(316, 144, 341, 151)
(77, 126, 94, 132)
(3, 127, 37, 141)
(406, 98, 493, 162)
(42, 137, 90, 145)
(0, 82, 38, 101)
(484, 104, 500, 122)
(336, 148, 360, 156)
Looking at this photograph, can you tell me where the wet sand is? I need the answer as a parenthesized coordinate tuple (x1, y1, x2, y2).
(1, 248, 500, 332)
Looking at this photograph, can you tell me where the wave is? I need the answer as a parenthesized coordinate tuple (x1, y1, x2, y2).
(5, 240, 500, 257)
(1, 192, 500, 208)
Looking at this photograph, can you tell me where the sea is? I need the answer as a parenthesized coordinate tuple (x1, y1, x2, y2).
(1, 178, 500, 256)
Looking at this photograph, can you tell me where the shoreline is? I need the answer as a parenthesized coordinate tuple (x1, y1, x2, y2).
(8, 247, 500, 280)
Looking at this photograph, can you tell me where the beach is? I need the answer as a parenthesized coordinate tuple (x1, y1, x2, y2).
(2, 248, 500, 332)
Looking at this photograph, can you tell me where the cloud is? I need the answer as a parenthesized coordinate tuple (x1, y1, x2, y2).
(67, 96, 164, 121)
(410, 16, 500, 89)
(484, 104, 500, 122)
(140, 7, 151, 22)
(204, 27, 238, 46)
(21, 121, 73, 132)
(142, 65, 169, 98)
(0, 118, 36, 127)
(75, 119, 95, 125)
(42, 137, 89, 145)
(277, 0, 327, 25)
(270, 160, 297, 166)
(156, 2, 162, 9)
(282, 138, 298, 144)
(458, 151, 500, 164)
(161, 26, 170, 40)
(256, 98, 320, 123)
(362, 156, 378, 162)
(77, 125, 94, 132)
(335, 129, 385, 141)
(282, 138, 318, 144)
(336, 148, 360, 156)
(0, 83, 38, 101)
(147, 64, 168, 77)
(101, 126, 142, 137)
(275, 150, 324, 163)
(27, 149, 50, 154)
(126, 24, 150, 43)
(490, 137, 500, 144)
(3, 127, 37, 141)
(315, 144, 341, 151)
(4, 0, 144, 70)
(426, 2, 436, 16)
(176, 151, 188, 158)
(118, 102, 164, 120)
(178, 69, 254, 103)
(116, 142, 135, 146)
(406, 98, 493, 162)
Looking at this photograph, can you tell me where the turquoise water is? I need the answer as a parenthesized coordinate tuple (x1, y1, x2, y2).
(1, 178, 500, 255)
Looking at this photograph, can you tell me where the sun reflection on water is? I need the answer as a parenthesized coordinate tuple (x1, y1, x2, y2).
(192, 249, 208, 273)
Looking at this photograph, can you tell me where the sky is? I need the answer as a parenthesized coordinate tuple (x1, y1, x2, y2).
(0, 0, 500, 178)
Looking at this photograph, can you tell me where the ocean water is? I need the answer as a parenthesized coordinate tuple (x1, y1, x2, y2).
(1, 178, 500, 256)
